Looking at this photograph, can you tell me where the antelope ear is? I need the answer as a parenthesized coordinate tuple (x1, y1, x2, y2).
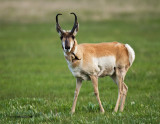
(72, 23, 79, 36)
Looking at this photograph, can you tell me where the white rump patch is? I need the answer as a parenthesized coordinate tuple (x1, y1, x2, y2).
(125, 44, 135, 66)
(92, 56, 116, 76)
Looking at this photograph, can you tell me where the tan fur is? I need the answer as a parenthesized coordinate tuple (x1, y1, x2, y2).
(57, 28, 135, 114)
(65, 41, 130, 72)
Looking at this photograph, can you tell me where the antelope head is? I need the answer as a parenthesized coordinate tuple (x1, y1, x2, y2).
(56, 13, 79, 53)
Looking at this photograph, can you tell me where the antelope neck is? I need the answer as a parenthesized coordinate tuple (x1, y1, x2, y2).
(70, 40, 80, 60)
(71, 40, 77, 54)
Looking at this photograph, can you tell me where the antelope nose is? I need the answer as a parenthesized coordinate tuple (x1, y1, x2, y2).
(65, 46, 70, 50)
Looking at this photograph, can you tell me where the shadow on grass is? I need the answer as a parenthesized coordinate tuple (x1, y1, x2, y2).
(9, 115, 33, 118)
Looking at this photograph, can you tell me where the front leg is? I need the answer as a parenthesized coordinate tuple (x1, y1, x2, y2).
(90, 75, 105, 113)
(71, 78, 82, 114)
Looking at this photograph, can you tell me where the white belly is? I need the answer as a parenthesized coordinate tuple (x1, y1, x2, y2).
(66, 56, 116, 80)
(92, 56, 116, 77)
(67, 60, 90, 80)
(69, 66, 90, 80)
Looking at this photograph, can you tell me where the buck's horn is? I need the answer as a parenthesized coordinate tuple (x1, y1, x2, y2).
(56, 13, 64, 35)
(70, 13, 78, 34)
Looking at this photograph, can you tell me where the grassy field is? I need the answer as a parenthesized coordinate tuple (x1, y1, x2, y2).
(0, 0, 160, 123)
(0, 19, 160, 123)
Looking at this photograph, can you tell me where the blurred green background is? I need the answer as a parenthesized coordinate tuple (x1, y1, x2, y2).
(0, 0, 160, 123)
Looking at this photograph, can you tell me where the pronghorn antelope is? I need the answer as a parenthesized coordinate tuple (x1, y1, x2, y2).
(56, 13, 135, 114)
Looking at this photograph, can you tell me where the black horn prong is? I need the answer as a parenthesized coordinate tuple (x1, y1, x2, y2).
(70, 13, 77, 20)
(56, 13, 62, 23)
(70, 12, 78, 34)
(56, 13, 64, 34)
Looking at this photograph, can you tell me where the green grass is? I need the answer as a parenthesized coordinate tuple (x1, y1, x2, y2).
(0, 18, 160, 123)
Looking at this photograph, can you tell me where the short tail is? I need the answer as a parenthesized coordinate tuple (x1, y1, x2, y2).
(125, 44, 135, 66)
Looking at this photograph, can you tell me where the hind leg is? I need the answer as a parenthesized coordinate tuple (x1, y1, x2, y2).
(120, 82, 128, 112)
(111, 67, 123, 112)
(111, 66, 127, 112)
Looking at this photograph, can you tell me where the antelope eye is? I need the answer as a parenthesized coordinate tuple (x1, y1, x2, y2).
(60, 36, 63, 40)
(72, 36, 75, 39)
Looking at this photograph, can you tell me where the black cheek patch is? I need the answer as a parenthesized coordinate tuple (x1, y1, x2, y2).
(72, 36, 75, 39)
(60, 36, 63, 40)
